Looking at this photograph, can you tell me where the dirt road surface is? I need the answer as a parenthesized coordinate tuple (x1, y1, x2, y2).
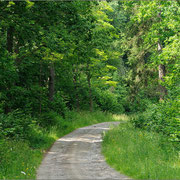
(36, 122, 131, 179)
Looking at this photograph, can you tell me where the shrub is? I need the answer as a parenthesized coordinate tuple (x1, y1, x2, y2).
(126, 89, 157, 113)
(131, 99, 180, 142)
(0, 110, 36, 140)
(93, 89, 124, 113)
(39, 111, 63, 128)
(49, 91, 67, 116)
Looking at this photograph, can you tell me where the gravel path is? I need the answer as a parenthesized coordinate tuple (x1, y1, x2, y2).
(36, 122, 131, 179)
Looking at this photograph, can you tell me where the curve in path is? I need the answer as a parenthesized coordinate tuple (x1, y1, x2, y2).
(37, 122, 132, 180)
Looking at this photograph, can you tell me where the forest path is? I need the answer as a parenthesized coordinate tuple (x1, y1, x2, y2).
(36, 122, 131, 180)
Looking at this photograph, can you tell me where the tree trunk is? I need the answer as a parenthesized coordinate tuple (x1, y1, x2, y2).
(14, 38, 21, 65)
(39, 60, 42, 114)
(158, 64, 167, 101)
(49, 62, 55, 101)
(73, 68, 80, 112)
(7, 26, 14, 53)
(5, 26, 14, 113)
(158, 42, 167, 101)
(86, 64, 93, 112)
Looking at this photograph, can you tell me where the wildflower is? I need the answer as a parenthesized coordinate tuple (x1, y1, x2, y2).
(21, 171, 26, 175)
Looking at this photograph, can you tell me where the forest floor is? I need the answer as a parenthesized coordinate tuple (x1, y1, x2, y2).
(36, 122, 131, 180)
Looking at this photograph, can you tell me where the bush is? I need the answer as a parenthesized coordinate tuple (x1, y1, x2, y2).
(0, 110, 36, 140)
(93, 89, 125, 113)
(49, 91, 67, 116)
(39, 111, 63, 128)
(126, 89, 157, 113)
(131, 99, 180, 142)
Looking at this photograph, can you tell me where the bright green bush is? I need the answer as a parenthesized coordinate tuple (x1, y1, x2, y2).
(93, 89, 125, 113)
(131, 99, 180, 142)
(49, 91, 67, 116)
(0, 110, 36, 140)
(126, 89, 158, 113)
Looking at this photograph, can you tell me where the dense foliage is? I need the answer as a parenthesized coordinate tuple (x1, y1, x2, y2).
(0, 1, 126, 117)
(118, 0, 180, 141)
(0, 1, 126, 139)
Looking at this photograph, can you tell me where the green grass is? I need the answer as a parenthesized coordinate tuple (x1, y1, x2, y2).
(0, 140, 42, 179)
(0, 110, 117, 179)
(102, 122, 180, 180)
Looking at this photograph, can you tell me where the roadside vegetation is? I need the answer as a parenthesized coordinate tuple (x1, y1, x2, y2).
(0, 111, 116, 179)
(102, 122, 180, 180)
(0, 1, 179, 179)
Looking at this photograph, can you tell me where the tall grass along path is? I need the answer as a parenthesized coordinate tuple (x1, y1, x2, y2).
(36, 122, 131, 179)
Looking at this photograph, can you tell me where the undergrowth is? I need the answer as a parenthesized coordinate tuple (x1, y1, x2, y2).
(102, 122, 180, 180)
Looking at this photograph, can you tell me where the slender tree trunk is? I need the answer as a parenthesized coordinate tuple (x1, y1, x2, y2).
(7, 26, 14, 53)
(14, 38, 21, 65)
(157, 9, 167, 101)
(158, 42, 167, 101)
(49, 62, 55, 101)
(5, 26, 14, 113)
(86, 64, 93, 112)
(73, 68, 80, 111)
(39, 60, 42, 114)
(87, 74, 93, 112)
(158, 64, 167, 101)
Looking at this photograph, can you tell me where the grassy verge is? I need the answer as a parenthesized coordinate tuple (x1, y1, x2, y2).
(0, 110, 117, 179)
(102, 122, 180, 180)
